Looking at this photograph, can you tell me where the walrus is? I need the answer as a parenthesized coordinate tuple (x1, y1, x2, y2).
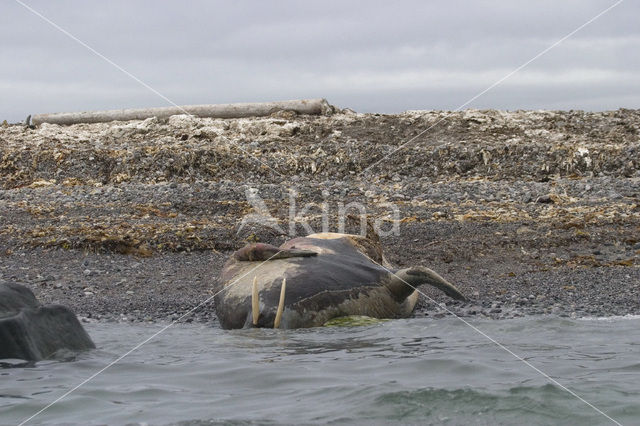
(214, 233, 466, 329)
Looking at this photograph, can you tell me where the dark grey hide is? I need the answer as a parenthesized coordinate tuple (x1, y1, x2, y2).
(214, 235, 465, 329)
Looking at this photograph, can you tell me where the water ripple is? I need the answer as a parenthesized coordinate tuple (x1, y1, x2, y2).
(1, 316, 638, 425)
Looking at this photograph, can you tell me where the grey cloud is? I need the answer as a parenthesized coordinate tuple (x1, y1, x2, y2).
(0, 0, 638, 122)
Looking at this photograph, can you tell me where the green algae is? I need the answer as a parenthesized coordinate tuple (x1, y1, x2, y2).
(323, 315, 389, 327)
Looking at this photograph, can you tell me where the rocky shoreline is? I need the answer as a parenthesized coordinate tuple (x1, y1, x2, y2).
(1, 108, 638, 324)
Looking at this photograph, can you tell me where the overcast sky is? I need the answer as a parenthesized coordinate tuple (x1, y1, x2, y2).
(1, 0, 638, 122)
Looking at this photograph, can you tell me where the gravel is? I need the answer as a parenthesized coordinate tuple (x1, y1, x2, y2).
(0, 108, 638, 324)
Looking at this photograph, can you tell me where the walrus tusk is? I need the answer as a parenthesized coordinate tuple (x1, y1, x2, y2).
(252, 276, 259, 326)
(274, 278, 287, 329)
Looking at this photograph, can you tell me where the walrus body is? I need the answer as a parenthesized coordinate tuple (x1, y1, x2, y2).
(214, 233, 465, 329)
(0, 282, 95, 361)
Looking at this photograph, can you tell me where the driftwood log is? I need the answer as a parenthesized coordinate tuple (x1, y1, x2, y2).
(31, 98, 331, 125)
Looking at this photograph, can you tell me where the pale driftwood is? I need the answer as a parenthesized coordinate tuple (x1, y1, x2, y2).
(31, 98, 330, 125)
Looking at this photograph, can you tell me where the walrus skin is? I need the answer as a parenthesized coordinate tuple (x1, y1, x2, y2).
(214, 233, 466, 329)
(0, 282, 95, 361)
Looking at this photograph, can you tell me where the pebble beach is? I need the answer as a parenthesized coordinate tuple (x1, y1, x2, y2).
(1, 107, 639, 323)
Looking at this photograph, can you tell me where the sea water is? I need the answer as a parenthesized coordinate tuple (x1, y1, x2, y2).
(1, 316, 639, 425)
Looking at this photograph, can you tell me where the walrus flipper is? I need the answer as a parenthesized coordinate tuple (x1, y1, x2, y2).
(234, 243, 317, 261)
(387, 267, 466, 302)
